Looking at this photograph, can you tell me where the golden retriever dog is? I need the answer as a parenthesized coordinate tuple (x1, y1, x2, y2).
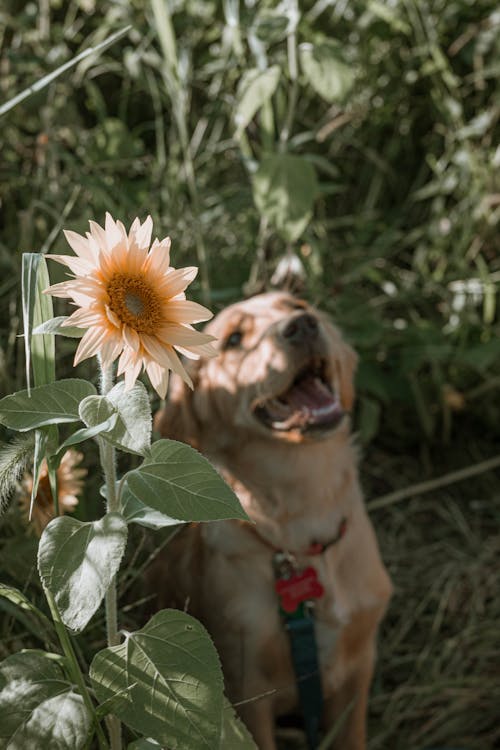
(153, 291, 392, 750)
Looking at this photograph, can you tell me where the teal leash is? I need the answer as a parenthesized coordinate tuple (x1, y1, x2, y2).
(283, 603, 323, 749)
(268, 518, 348, 749)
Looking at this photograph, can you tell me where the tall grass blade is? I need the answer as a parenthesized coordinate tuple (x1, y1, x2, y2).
(0, 26, 131, 117)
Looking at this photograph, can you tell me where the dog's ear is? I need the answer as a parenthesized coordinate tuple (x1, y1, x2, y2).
(336, 340, 358, 412)
(153, 361, 202, 448)
(320, 315, 358, 411)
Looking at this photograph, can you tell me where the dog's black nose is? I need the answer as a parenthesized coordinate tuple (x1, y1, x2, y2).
(280, 313, 319, 344)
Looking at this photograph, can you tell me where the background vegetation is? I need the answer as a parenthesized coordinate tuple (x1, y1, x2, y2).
(1, 1, 499, 748)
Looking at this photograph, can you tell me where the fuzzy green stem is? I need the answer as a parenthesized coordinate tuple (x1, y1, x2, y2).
(98, 361, 122, 750)
(45, 588, 109, 749)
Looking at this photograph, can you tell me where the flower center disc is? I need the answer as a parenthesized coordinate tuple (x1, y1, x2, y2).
(107, 273, 163, 334)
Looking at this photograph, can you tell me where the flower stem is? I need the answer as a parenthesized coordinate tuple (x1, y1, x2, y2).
(98, 360, 122, 750)
(45, 588, 109, 750)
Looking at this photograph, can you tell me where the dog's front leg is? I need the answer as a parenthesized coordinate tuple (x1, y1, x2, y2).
(237, 695, 277, 750)
(321, 647, 375, 750)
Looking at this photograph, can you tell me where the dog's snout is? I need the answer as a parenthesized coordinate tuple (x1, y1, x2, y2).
(280, 313, 319, 344)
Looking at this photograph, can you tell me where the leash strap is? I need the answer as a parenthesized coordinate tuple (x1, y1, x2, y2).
(285, 608, 323, 750)
(274, 553, 324, 749)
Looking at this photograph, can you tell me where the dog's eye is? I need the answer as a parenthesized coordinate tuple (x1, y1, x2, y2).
(223, 330, 243, 349)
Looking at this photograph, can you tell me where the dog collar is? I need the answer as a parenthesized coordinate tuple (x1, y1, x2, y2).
(248, 515, 348, 559)
(304, 517, 348, 556)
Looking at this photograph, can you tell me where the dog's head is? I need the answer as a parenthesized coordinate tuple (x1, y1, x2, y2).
(156, 292, 357, 446)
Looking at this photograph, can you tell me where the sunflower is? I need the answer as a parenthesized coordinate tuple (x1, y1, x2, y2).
(45, 213, 216, 398)
(19, 450, 86, 536)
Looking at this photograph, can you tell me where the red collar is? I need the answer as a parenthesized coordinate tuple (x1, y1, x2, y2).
(304, 517, 348, 556)
(249, 516, 348, 558)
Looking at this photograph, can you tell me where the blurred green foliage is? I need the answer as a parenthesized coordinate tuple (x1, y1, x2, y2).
(1, 0, 499, 450)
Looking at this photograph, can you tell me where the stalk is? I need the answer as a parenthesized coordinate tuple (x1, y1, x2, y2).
(98, 360, 122, 750)
(45, 589, 109, 750)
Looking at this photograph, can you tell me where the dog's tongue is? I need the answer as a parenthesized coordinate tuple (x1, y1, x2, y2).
(268, 375, 344, 430)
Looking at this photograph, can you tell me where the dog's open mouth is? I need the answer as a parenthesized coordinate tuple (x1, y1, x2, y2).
(254, 360, 344, 433)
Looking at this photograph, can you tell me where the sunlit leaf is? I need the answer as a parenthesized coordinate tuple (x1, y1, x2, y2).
(38, 513, 128, 632)
(33, 316, 85, 339)
(90, 610, 224, 750)
(299, 40, 355, 103)
(235, 65, 280, 135)
(0, 650, 92, 750)
(0, 380, 96, 432)
(123, 439, 248, 522)
(79, 381, 152, 456)
(253, 154, 318, 241)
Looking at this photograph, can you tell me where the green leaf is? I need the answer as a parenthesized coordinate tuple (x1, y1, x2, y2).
(21, 254, 56, 392)
(128, 741, 161, 750)
(55, 416, 119, 463)
(0, 380, 96, 432)
(32, 255, 55, 387)
(0, 584, 53, 632)
(358, 396, 381, 444)
(123, 439, 248, 522)
(90, 610, 224, 750)
(106, 381, 152, 455)
(30, 429, 48, 513)
(37, 513, 128, 632)
(0, 650, 92, 750)
(120, 483, 180, 529)
(299, 40, 355, 103)
(252, 154, 318, 242)
(33, 316, 85, 339)
(456, 338, 500, 372)
(235, 65, 280, 135)
(79, 381, 152, 456)
(221, 700, 257, 749)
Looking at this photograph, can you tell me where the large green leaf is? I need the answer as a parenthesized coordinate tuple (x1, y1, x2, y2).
(21, 254, 56, 391)
(252, 154, 318, 242)
(122, 439, 248, 522)
(38, 513, 128, 632)
(221, 701, 257, 749)
(299, 40, 355, 103)
(0, 650, 92, 750)
(0, 584, 52, 632)
(120, 483, 180, 529)
(0, 380, 96, 432)
(90, 610, 224, 750)
(235, 66, 280, 135)
(79, 381, 151, 455)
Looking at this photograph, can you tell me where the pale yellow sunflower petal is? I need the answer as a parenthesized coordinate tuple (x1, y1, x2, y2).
(159, 343, 193, 388)
(63, 307, 103, 328)
(145, 360, 169, 399)
(144, 237, 171, 276)
(123, 356, 143, 391)
(164, 300, 213, 324)
(122, 326, 141, 352)
(105, 304, 122, 328)
(44, 279, 103, 306)
(134, 215, 153, 249)
(88, 220, 108, 252)
(63, 229, 97, 263)
(46, 254, 93, 276)
(156, 267, 198, 298)
(99, 333, 123, 368)
(157, 323, 215, 347)
(175, 342, 218, 360)
(74, 326, 108, 365)
(105, 212, 125, 250)
(140, 334, 193, 387)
